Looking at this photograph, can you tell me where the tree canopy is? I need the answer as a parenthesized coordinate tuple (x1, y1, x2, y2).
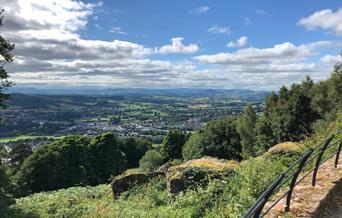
(0, 10, 14, 110)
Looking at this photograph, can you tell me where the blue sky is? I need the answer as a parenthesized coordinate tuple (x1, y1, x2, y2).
(83, 0, 340, 51)
(2, 0, 342, 90)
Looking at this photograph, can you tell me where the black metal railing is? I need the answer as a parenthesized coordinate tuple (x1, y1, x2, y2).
(243, 130, 342, 218)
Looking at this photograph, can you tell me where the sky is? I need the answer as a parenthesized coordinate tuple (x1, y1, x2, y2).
(1, 0, 342, 90)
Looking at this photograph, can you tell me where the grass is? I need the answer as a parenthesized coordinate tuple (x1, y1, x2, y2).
(0, 135, 55, 143)
(268, 142, 302, 155)
(172, 157, 239, 172)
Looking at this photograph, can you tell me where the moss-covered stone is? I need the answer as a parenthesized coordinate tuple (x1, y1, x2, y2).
(268, 142, 302, 155)
(166, 157, 237, 199)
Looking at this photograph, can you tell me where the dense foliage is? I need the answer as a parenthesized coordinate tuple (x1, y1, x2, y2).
(183, 117, 242, 160)
(118, 137, 152, 168)
(0, 145, 14, 217)
(13, 133, 127, 196)
(0, 10, 14, 110)
(139, 150, 164, 172)
(183, 63, 342, 160)
(236, 105, 257, 158)
(0, 12, 15, 216)
(161, 129, 189, 161)
(88, 133, 126, 184)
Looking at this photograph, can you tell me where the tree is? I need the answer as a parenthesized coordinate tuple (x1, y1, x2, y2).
(89, 132, 127, 184)
(0, 145, 14, 215)
(182, 132, 204, 160)
(161, 129, 188, 161)
(0, 12, 15, 213)
(182, 118, 242, 160)
(8, 143, 32, 174)
(255, 116, 276, 153)
(0, 10, 14, 110)
(14, 136, 94, 195)
(118, 137, 152, 168)
(139, 150, 163, 172)
(236, 105, 257, 158)
(263, 84, 318, 142)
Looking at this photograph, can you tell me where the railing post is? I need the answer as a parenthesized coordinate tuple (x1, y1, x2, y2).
(312, 136, 334, 187)
(285, 148, 313, 212)
(335, 140, 342, 168)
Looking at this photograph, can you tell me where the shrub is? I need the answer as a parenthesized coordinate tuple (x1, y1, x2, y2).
(14, 133, 127, 195)
(118, 137, 152, 168)
(139, 150, 164, 172)
(161, 129, 188, 161)
(182, 118, 242, 160)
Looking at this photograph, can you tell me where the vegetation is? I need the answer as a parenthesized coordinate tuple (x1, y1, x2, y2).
(0, 10, 14, 111)
(0, 11, 15, 216)
(182, 117, 242, 160)
(236, 105, 257, 158)
(161, 129, 189, 161)
(118, 137, 152, 168)
(13, 133, 127, 196)
(0, 48, 340, 216)
(139, 150, 164, 172)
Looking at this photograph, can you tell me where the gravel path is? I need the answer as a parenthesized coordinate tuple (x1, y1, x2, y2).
(264, 153, 342, 218)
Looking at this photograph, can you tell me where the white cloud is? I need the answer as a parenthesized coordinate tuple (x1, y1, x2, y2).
(1, 0, 339, 90)
(298, 8, 342, 35)
(189, 6, 210, 14)
(195, 42, 314, 65)
(227, 36, 248, 48)
(3, 0, 195, 87)
(155, 37, 199, 54)
(192, 41, 340, 85)
(207, 25, 231, 34)
(256, 9, 268, 16)
(320, 54, 341, 64)
(109, 26, 127, 35)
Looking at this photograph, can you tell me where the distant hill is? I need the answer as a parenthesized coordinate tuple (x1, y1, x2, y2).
(8, 86, 270, 99)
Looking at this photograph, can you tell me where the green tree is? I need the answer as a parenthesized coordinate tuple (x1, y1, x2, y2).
(14, 136, 93, 195)
(8, 143, 32, 174)
(0, 10, 14, 111)
(0, 145, 14, 216)
(182, 132, 204, 160)
(182, 118, 242, 160)
(255, 116, 275, 153)
(263, 84, 318, 142)
(139, 150, 163, 172)
(89, 133, 127, 184)
(161, 129, 188, 161)
(118, 137, 152, 168)
(236, 105, 257, 158)
(0, 12, 14, 213)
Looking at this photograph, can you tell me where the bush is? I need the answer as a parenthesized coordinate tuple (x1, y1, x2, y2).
(161, 129, 188, 161)
(89, 133, 127, 184)
(118, 137, 152, 168)
(139, 150, 164, 172)
(182, 118, 242, 160)
(14, 133, 127, 196)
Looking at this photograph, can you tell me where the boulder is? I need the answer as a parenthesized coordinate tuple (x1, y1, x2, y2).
(268, 142, 301, 155)
(166, 157, 237, 199)
(111, 172, 165, 199)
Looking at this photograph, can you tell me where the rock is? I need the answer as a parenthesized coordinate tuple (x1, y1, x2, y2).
(157, 162, 171, 174)
(166, 157, 237, 199)
(268, 142, 301, 155)
(111, 172, 165, 199)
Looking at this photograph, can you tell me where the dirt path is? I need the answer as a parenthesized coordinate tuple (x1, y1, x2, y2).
(264, 153, 342, 218)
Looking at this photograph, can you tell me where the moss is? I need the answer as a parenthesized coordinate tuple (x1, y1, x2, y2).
(170, 157, 238, 172)
(268, 142, 301, 155)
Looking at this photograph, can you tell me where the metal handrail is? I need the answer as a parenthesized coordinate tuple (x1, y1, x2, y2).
(243, 130, 341, 218)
